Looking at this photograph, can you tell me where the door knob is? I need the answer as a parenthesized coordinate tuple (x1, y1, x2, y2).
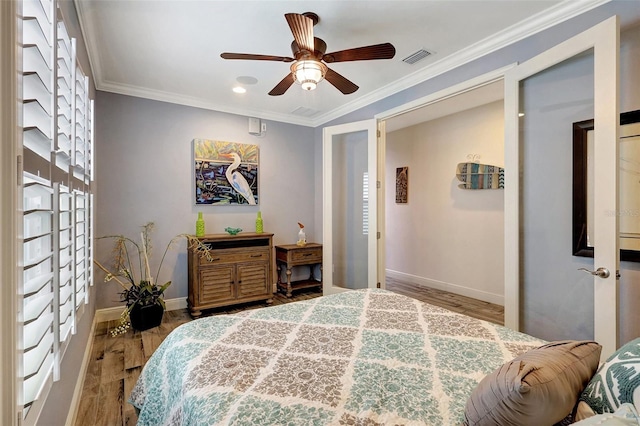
(578, 267, 610, 278)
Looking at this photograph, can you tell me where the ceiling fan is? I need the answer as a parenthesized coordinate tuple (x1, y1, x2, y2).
(220, 12, 396, 96)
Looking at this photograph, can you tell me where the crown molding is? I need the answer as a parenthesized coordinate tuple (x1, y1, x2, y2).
(76, 0, 313, 126)
(78, 0, 611, 129)
(97, 79, 316, 127)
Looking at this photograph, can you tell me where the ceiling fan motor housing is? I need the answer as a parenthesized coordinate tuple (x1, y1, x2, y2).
(290, 37, 327, 61)
(302, 12, 320, 26)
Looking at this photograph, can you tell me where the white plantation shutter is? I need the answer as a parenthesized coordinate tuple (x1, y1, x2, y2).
(73, 65, 88, 178)
(55, 20, 72, 172)
(74, 191, 87, 308)
(88, 191, 95, 290)
(22, 176, 56, 414)
(88, 99, 95, 181)
(22, 1, 54, 156)
(73, 65, 91, 310)
(19, 0, 95, 421)
(55, 184, 74, 357)
(21, 0, 56, 416)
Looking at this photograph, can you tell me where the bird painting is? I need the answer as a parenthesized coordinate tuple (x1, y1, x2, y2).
(221, 152, 257, 205)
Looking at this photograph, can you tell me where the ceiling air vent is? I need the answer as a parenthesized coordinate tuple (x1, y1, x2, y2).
(402, 49, 432, 65)
(291, 106, 320, 117)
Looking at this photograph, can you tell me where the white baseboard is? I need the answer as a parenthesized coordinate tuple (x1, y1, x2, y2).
(94, 297, 188, 323)
(65, 316, 97, 426)
(165, 297, 188, 311)
(386, 269, 504, 306)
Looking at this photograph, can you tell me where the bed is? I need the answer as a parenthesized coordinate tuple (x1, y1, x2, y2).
(129, 288, 554, 425)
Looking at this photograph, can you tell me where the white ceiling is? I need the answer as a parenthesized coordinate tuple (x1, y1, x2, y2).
(75, 0, 607, 128)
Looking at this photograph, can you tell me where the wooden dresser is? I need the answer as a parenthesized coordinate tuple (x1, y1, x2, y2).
(187, 233, 274, 318)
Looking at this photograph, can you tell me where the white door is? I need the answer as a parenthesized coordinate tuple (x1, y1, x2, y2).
(323, 119, 378, 294)
(504, 17, 619, 356)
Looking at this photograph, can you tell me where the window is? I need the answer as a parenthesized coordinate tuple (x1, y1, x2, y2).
(19, 0, 94, 421)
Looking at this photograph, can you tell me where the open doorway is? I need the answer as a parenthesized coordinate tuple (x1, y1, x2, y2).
(380, 80, 506, 324)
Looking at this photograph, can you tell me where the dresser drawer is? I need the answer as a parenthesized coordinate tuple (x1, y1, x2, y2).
(198, 248, 269, 266)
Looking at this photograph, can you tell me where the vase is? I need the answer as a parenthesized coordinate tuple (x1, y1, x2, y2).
(196, 212, 205, 237)
(297, 228, 306, 246)
(129, 303, 164, 331)
(255, 211, 263, 233)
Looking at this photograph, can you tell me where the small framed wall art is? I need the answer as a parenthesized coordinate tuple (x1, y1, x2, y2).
(194, 139, 259, 205)
(396, 166, 408, 203)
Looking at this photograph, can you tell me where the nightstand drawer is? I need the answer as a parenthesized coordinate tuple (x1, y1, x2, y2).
(290, 248, 322, 263)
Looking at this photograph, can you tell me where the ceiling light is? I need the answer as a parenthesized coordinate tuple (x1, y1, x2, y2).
(291, 60, 327, 91)
(233, 86, 246, 94)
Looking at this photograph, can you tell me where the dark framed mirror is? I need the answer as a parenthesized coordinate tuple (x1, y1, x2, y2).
(573, 109, 640, 262)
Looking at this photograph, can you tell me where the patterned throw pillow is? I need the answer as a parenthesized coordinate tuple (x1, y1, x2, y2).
(579, 338, 640, 416)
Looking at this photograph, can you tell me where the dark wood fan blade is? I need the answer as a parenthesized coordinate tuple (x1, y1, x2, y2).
(324, 68, 358, 94)
(268, 73, 295, 96)
(221, 53, 295, 62)
(323, 43, 396, 63)
(285, 13, 314, 53)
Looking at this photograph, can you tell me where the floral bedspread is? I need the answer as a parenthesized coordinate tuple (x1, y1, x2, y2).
(129, 289, 544, 425)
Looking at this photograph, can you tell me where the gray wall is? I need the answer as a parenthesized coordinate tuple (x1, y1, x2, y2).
(94, 92, 316, 308)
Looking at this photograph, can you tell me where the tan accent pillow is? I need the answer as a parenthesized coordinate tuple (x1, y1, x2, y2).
(464, 340, 602, 426)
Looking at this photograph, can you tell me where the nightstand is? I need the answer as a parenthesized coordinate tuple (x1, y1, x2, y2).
(275, 243, 322, 297)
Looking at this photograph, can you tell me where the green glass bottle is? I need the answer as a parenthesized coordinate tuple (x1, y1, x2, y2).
(196, 212, 205, 237)
(255, 211, 263, 234)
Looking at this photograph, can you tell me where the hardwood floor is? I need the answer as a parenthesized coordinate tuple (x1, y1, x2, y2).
(74, 280, 503, 426)
(73, 289, 324, 426)
(385, 276, 504, 325)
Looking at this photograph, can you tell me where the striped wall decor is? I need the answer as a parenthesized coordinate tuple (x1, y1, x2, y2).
(456, 162, 505, 189)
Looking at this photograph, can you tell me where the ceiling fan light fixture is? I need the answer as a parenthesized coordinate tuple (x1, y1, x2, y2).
(292, 60, 327, 91)
(221, 12, 393, 96)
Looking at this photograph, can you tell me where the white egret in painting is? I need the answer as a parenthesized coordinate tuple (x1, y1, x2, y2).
(221, 152, 256, 205)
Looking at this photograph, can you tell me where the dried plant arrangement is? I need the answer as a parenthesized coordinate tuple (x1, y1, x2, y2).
(94, 222, 212, 336)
